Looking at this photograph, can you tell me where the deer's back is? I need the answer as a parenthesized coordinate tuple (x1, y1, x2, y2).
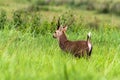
(62, 40, 89, 56)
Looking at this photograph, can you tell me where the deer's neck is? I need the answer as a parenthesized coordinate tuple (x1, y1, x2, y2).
(58, 33, 68, 50)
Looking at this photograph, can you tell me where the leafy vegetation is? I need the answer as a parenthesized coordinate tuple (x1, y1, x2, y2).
(0, 0, 120, 80)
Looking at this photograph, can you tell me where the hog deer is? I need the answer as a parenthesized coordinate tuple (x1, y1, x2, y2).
(53, 18, 92, 58)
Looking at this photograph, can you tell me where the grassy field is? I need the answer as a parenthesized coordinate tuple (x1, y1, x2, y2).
(0, 0, 120, 80)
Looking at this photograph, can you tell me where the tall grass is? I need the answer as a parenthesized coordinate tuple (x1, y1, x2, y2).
(0, 0, 120, 80)
(0, 26, 120, 80)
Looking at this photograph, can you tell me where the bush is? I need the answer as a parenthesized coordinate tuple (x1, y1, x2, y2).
(86, 2, 95, 10)
(72, 0, 95, 10)
(111, 2, 120, 15)
(30, 13, 41, 34)
(13, 11, 23, 29)
(0, 10, 7, 29)
(12, 9, 53, 35)
(96, 2, 110, 14)
(25, 5, 49, 12)
(87, 17, 100, 30)
(60, 11, 75, 26)
(33, 0, 49, 5)
(50, 16, 57, 33)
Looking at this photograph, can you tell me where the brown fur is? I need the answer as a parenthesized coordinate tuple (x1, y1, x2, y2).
(53, 19, 92, 58)
(58, 32, 92, 58)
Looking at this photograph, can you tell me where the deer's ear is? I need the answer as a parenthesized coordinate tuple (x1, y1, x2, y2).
(63, 26, 67, 32)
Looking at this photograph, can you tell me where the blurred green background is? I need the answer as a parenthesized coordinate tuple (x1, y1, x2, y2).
(0, 0, 120, 80)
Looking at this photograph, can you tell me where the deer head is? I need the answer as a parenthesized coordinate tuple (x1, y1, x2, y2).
(53, 18, 67, 40)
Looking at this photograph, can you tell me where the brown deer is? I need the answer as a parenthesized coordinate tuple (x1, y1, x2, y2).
(53, 18, 92, 58)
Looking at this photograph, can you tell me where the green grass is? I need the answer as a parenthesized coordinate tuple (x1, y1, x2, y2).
(0, 0, 120, 80)
(0, 28, 120, 80)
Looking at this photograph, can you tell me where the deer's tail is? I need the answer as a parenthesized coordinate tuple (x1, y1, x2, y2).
(87, 32, 91, 41)
(87, 32, 92, 56)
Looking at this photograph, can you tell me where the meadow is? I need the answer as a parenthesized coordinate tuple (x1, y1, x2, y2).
(0, 0, 120, 80)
